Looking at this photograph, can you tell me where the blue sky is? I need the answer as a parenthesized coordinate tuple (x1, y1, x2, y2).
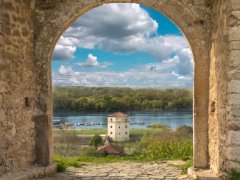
(52, 3, 193, 88)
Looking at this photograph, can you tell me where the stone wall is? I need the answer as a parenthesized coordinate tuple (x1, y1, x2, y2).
(0, 0, 36, 176)
(208, 0, 229, 174)
(0, 0, 240, 178)
(226, 0, 240, 173)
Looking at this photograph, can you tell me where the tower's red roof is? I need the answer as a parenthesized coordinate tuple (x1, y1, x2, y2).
(108, 112, 128, 118)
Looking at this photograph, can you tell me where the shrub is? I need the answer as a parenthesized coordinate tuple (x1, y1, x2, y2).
(144, 140, 192, 161)
(179, 158, 193, 174)
(56, 161, 66, 172)
(83, 147, 99, 157)
(53, 156, 82, 171)
(175, 125, 193, 139)
(149, 123, 171, 130)
(89, 134, 103, 148)
(227, 169, 240, 180)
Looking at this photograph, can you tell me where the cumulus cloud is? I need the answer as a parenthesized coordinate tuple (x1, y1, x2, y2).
(52, 3, 193, 87)
(78, 54, 111, 68)
(53, 36, 78, 60)
(53, 63, 192, 88)
(58, 65, 74, 75)
(53, 3, 190, 63)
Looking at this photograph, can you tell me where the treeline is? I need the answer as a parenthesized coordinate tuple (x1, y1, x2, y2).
(53, 86, 192, 112)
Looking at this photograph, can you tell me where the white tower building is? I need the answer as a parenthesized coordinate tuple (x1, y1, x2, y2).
(107, 112, 130, 141)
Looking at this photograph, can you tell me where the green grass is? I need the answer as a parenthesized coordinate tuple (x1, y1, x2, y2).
(53, 129, 107, 135)
(227, 169, 240, 180)
(53, 154, 146, 171)
(53, 128, 160, 136)
(171, 158, 193, 174)
(77, 155, 145, 163)
(144, 140, 192, 161)
(53, 125, 193, 174)
(54, 156, 82, 172)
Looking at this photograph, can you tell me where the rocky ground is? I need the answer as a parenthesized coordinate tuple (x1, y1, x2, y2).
(37, 162, 191, 180)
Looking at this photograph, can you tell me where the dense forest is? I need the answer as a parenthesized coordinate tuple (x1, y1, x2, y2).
(53, 86, 192, 112)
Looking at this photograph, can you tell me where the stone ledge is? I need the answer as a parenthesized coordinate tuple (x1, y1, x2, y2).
(0, 164, 56, 180)
(188, 167, 222, 180)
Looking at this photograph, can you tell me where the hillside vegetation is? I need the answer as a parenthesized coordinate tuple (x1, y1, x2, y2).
(53, 86, 192, 112)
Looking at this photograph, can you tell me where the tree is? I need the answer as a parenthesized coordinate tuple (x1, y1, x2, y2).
(89, 134, 103, 148)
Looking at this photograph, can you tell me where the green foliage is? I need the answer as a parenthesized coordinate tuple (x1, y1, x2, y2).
(53, 125, 193, 174)
(227, 169, 240, 180)
(144, 140, 192, 161)
(56, 161, 66, 172)
(53, 86, 192, 112)
(83, 147, 100, 157)
(89, 134, 103, 148)
(171, 157, 193, 174)
(139, 125, 193, 162)
(149, 123, 171, 130)
(176, 125, 193, 135)
(54, 156, 82, 172)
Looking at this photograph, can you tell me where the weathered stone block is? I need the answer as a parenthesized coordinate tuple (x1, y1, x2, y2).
(12, 174, 29, 180)
(229, 50, 240, 68)
(228, 80, 240, 93)
(229, 94, 240, 105)
(229, 27, 240, 41)
(0, 81, 10, 93)
(0, 94, 2, 107)
(44, 164, 57, 176)
(0, 109, 7, 121)
(228, 11, 240, 26)
(194, 0, 207, 5)
(229, 0, 240, 11)
(227, 131, 240, 146)
(227, 106, 240, 121)
(228, 120, 240, 131)
(30, 168, 45, 178)
(227, 147, 240, 161)
(34, 115, 50, 166)
(229, 41, 240, 50)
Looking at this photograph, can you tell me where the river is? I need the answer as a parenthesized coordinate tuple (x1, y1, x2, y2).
(53, 109, 192, 129)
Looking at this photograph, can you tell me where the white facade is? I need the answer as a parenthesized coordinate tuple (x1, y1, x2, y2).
(107, 113, 130, 141)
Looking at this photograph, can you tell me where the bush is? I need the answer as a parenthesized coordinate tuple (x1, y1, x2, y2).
(149, 123, 171, 130)
(175, 126, 193, 139)
(227, 169, 240, 180)
(56, 161, 66, 172)
(83, 147, 99, 157)
(53, 156, 82, 171)
(89, 134, 103, 148)
(144, 140, 192, 161)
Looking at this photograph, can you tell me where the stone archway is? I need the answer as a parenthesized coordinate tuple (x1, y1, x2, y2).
(34, 0, 211, 170)
(0, 0, 239, 178)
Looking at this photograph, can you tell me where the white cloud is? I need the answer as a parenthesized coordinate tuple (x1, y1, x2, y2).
(52, 3, 193, 87)
(78, 54, 111, 68)
(53, 37, 78, 60)
(58, 65, 74, 75)
(53, 63, 192, 88)
(53, 3, 190, 62)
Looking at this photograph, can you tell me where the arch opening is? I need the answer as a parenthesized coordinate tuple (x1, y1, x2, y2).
(44, 2, 210, 176)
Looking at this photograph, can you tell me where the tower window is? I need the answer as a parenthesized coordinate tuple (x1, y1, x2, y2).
(119, 126, 120, 129)
(125, 125, 127, 128)
(125, 132, 127, 135)
(119, 133, 120, 135)
(110, 132, 112, 134)
(110, 126, 112, 128)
